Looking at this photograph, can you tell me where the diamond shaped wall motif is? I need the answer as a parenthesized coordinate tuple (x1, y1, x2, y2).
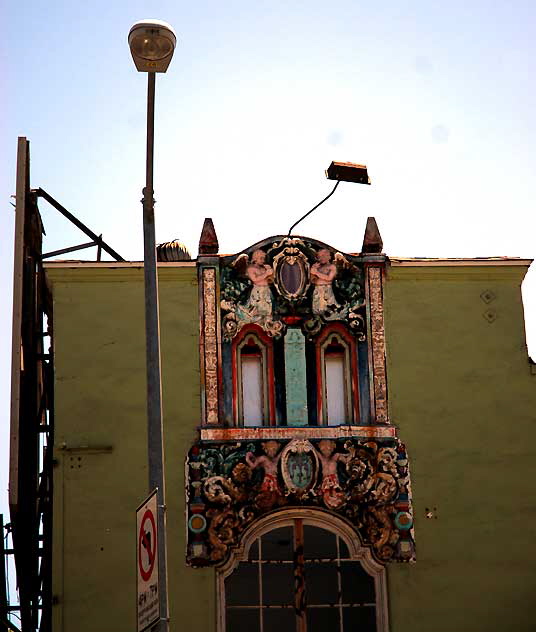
(482, 309, 497, 323)
(480, 289, 496, 304)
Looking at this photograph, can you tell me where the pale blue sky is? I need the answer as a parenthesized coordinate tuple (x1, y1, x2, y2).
(1, 0, 535, 606)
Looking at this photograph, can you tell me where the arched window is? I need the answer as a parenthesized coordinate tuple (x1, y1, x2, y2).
(315, 324, 359, 425)
(218, 511, 388, 632)
(232, 326, 275, 426)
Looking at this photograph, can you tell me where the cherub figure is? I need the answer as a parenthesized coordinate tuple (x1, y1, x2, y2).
(246, 441, 283, 509)
(235, 249, 274, 322)
(310, 249, 345, 320)
(314, 439, 350, 510)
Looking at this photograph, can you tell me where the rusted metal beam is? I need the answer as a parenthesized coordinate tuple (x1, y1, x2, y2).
(9, 138, 55, 632)
(42, 240, 97, 259)
(0, 516, 7, 629)
(33, 188, 124, 262)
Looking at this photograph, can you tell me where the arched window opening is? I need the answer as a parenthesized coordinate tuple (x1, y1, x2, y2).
(324, 338, 348, 425)
(316, 325, 359, 426)
(240, 338, 264, 426)
(221, 517, 384, 632)
(233, 326, 275, 427)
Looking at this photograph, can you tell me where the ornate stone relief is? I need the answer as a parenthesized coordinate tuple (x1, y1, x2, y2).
(192, 233, 413, 571)
(186, 437, 414, 567)
(219, 238, 366, 342)
(368, 266, 389, 424)
(202, 268, 219, 424)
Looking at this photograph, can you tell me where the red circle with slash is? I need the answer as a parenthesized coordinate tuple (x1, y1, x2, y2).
(138, 509, 157, 582)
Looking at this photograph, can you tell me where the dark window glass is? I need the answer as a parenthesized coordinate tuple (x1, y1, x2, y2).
(340, 561, 375, 604)
(343, 605, 376, 631)
(224, 523, 378, 632)
(261, 526, 293, 561)
(263, 564, 294, 605)
(225, 562, 259, 606)
(307, 607, 340, 631)
(248, 538, 259, 561)
(263, 607, 295, 628)
(226, 608, 260, 632)
(338, 537, 350, 559)
(303, 525, 337, 559)
(304, 562, 339, 605)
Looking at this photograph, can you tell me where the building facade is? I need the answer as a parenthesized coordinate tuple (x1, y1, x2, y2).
(39, 216, 536, 632)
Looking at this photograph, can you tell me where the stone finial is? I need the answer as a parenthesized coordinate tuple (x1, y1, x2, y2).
(198, 218, 219, 255)
(361, 217, 383, 254)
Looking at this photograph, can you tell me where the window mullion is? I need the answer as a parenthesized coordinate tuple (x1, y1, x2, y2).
(259, 537, 264, 632)
(293, 519, 307, 632)
(336, 536, 343, 632)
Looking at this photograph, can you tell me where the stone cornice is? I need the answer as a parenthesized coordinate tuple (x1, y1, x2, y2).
(386, 261, 530, 283)
(44, 261, 196, 285)
(200, 425, 397, 441)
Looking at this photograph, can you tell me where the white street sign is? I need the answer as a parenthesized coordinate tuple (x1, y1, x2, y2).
(137, 489, 159, 632)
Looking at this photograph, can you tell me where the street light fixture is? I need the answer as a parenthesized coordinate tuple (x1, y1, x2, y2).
(129, 20, 176, 72)
(129, 18, 175, 632)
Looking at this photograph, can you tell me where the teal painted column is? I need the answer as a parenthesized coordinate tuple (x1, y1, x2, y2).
(284, 328, 308, 425)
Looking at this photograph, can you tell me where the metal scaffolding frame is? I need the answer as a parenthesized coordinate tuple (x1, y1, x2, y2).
(3, 137, 123, 632)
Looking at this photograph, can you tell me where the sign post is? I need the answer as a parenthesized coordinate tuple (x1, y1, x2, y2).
(137, 490, 159, 632)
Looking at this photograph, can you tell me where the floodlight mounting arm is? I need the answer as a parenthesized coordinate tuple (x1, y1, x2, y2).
(287, 180, 340, 237)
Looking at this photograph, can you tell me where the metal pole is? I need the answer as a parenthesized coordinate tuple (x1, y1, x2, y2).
(142, 70, 169, 632)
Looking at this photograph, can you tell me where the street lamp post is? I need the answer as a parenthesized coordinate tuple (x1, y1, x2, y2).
(129, 19, 176, 632)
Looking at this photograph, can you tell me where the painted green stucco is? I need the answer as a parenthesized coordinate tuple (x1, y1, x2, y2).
(47, 259, 536, 632)
(384, 264, 536, 632)
(49, 264, 214, 632)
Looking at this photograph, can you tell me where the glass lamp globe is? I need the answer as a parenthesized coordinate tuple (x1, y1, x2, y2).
(129, 20, 176, 72)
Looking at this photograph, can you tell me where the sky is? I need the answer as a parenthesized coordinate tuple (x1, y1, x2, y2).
(1, 0, 535, 610)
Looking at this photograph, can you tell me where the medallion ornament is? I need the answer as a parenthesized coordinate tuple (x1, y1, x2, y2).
(273, 244, 310, 300)
(280, 439, 319, 497)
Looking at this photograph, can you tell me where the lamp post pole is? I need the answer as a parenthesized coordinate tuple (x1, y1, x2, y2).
(129, 20, 175, 632)
(142, 69, 169, 632)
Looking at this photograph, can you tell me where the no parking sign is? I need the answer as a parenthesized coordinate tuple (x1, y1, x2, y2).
(137, 490, 159, 631)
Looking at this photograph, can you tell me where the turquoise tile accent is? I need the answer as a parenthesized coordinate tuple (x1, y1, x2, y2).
(284, 328, 308, 426)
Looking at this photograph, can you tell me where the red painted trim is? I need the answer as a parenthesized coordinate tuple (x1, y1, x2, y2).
(231, 324, 276, 426)
(315, 322, 360, 424)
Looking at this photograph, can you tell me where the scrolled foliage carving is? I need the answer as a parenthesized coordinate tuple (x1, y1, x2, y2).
(186, 437, 414, 567)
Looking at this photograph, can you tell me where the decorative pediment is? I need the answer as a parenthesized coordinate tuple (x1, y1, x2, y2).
(219, 236, 366, 341)
(186, 437, 415, 567)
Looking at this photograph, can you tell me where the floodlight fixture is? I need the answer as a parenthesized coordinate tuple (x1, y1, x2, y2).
(287, 160, 371, 236)
(128, 19, 176, 72)
(326, 160, 371, 185)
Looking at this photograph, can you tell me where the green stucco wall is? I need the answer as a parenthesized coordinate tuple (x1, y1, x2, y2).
(48, 261, 536, 632)
(384, 264, 536, 632)
(49, 264, 215, 632)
